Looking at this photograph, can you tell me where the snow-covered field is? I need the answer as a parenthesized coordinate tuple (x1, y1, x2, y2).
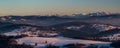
(1, 24, 113, 48)
(16, 37, 111, 48)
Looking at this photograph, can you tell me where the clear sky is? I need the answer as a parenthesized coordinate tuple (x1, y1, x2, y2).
(0, 0, 120, 16)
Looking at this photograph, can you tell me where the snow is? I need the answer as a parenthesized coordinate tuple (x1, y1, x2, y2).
(66, 25, 85, 30)
(3, 27, 58, 37)
(16, 37, 111, 48)
(92, 24, 117, 31)
(3, 29, 22, 36)
(65, 24, 119, 31)
(101, 33, 120, 41)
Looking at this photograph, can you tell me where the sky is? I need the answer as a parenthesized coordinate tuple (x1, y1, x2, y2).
(0, 0, 120, 16)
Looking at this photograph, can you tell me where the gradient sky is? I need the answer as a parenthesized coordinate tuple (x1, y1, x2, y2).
(0, 0, 120, 16)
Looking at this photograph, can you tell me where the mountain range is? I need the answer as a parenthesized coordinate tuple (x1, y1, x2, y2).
(0, 14, 120, 41)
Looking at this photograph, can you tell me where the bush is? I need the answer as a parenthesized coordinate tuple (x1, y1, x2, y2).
(20, 34, 29, 37)
(99, 45, 109, 48)
(111, 40, 120, 48)
(86, 44, 97, 48)
(9, 39, 17, 45)
(9, 44, 34, 48)
(46, 44, 59, 48)
(63, 44, 86, 48)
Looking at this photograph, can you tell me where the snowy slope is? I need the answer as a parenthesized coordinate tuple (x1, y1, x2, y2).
(16, 37, 111, 48)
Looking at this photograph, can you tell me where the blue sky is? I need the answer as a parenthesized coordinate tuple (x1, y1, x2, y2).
(0, 0, 119, 16)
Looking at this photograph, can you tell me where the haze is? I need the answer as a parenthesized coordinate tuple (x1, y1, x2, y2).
(0, 0, 120, 16)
